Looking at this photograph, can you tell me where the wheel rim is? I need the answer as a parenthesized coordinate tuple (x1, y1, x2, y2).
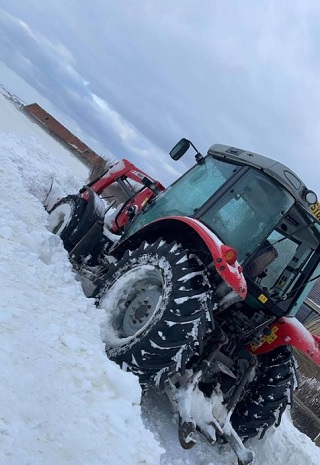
(100, 265, 164, 345)
(48, 203, 73, 235)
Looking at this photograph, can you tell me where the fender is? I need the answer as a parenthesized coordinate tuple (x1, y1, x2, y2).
(174, 217, 247, 298)
(248, 316, 320, 366)
(117, 216, 247, 299)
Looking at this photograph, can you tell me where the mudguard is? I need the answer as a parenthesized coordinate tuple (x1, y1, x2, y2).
(174, 217, 247, 299)
(117, 216, 247, 299)
(248, 316, 320, 366)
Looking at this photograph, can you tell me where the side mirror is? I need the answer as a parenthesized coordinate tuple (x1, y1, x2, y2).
(169, 138, 190, 160)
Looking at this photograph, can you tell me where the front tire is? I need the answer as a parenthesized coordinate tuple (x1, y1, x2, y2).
(95, 239, 214, 387)
(47, 195, 86, 251)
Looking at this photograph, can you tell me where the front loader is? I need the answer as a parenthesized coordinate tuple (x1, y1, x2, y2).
(47, 139, 320, 464)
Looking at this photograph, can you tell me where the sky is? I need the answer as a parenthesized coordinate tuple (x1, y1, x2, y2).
(2, 90, 320, 465)
(1, 1, 320, 189)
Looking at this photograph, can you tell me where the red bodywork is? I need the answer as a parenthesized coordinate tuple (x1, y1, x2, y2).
(248, 316, 320, 366)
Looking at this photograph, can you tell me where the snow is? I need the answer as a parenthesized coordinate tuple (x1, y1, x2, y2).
(1, 92, 320, 465)
(0, 95, 162, 465)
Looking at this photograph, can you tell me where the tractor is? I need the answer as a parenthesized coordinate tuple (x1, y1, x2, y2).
(47, 139, 320, 464)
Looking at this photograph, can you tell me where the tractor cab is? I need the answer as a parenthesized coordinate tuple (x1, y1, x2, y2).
(123, 140, 320, 316)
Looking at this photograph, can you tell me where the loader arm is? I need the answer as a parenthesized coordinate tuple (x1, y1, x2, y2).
(81, 159, 165, 234)
(82, 159, 165, 198)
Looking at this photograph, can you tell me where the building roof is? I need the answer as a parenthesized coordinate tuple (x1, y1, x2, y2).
(309, 279, 320, 306)
(23, 103, 107, 178)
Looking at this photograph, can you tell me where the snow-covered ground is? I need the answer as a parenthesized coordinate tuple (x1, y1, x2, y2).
(1, 92, 320, 465)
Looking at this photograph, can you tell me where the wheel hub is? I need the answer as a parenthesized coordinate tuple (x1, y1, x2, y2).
(134, 302, 151, 321)
(123, 288, 161, 337)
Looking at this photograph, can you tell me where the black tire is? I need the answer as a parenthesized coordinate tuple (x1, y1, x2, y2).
(47, 195, 87, 251)
(95, 239, 213, 387)
(231, 346, 296, 440)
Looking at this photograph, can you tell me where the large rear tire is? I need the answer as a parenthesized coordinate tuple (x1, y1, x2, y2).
(95, 239, 214, 387)
(47, 195, 86, 251)
(231, 346, 296, 440)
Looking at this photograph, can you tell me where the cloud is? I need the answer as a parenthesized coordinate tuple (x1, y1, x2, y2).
(0, 1, 320, 189)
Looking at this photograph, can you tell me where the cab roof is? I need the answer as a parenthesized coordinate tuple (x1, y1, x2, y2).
(208, 144, 316, 216)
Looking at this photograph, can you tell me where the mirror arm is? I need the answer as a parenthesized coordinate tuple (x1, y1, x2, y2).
(188, 141, 204, 164)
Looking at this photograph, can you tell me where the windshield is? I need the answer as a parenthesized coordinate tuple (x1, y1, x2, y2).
(126, 156, 239, 234)
(200, 169, 295, 263)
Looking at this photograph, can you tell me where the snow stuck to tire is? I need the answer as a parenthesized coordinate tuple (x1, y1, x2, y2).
(47, 194, 86, 250)
(232, 346, 296, 440)
(96, 239, 213, 387)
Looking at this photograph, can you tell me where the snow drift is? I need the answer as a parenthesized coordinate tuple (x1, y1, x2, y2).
(0, 130, 163, 465)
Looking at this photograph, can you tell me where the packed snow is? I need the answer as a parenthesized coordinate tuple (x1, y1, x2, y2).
(1, 93, 320, 465)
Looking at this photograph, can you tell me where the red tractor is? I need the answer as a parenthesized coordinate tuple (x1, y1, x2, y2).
(47, 139, 320, 464)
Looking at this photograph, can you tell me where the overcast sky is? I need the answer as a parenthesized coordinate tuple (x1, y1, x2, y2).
(1, 0, 320, 189)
